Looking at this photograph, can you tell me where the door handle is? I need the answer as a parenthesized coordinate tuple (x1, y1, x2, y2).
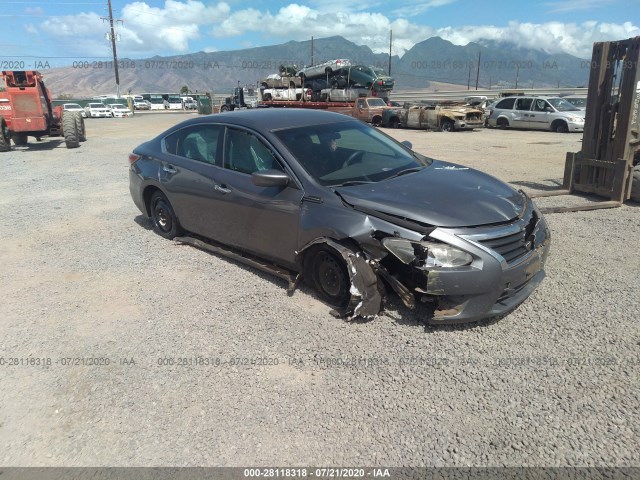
(214, 183, 231, 194)
(163, 165, 177, 174)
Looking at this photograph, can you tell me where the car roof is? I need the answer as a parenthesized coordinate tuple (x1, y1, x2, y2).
(181, 108, 357, 132)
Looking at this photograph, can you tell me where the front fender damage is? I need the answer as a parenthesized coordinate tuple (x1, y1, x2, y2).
(295, 238, 416, 320)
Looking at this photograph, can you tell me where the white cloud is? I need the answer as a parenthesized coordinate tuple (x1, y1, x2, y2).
(544, 0, 619, 13)
(25, 7, 44, 16)
(436, 21, 640, 58)
(393, 0, 458, 18)
(40, 1, 231, 55)
(36, 0, 640, 59)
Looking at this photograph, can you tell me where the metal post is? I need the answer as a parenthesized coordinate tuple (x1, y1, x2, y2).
(105, 0, 120, 98)
(475, 51, 481, 90)
(388, 30, 392, 76)
(311, 36, 314, 66)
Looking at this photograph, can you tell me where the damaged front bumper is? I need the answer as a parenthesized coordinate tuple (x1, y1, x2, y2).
(412, 205, 551, 323)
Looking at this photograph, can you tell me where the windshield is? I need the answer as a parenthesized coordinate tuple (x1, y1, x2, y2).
(547, 98, 581, 112)
(566, 97, 586, 108)
(275, 121, 432, 187)
(89, 103, 103, 108)
(374, 69, 388, 77)
(65, 104, 81, 109)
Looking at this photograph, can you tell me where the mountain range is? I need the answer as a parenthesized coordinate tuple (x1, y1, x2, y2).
(38, 36, 591, 97)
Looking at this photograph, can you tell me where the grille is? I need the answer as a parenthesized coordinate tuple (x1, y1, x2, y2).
(475, 210, 538, 265)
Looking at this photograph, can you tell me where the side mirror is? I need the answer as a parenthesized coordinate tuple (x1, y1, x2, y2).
(401, 140, 413, 150)
(252, 169, 290, 187)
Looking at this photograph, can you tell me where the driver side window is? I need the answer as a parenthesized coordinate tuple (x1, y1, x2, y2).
(224, 129, 283, 175)
(533, 99, 552, 112)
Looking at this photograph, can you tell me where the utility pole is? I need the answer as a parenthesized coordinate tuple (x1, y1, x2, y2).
(467, 63, 471, 90)
(102, 0, 122, 97)
(515, 64, 519, 89)
(311, 36, 314, 66)
(388, 30, 392, 76)
(475, 51, 481, 90)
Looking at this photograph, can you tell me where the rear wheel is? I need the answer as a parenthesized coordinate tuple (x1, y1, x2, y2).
(11, 132, 28, 146)
(74, 112, 86, 142)
(389, 117, 400, 128)
(62, 111, 80, 148)
(0, 119, 10, 152)
(305, 246, 351, 308)
(150, 191, 182, 239)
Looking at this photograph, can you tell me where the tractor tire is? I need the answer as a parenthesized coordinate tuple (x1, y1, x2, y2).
(62, 111, 80, 149)
(0, 119, 10, 152)
(630, 164, 640, 203)
(74, 112, 87, 142)
(11, 133, 28, 146)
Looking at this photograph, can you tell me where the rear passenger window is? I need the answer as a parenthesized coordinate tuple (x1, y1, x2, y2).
(515, 98, 533, 111)
(495, 98, 516, 109)
(164, 125, 222, 165)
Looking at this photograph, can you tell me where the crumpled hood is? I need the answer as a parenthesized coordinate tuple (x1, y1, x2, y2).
(334, 160, 526, 228)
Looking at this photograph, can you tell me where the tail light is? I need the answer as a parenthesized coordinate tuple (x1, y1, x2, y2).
(376, 80, 383, 86)
(128, 153, 141, 165)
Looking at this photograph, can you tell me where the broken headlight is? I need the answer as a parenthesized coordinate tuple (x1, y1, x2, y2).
(382, 238, 472, 268)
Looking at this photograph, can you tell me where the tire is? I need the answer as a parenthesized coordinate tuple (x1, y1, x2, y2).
(630, 164, 640, 203)
(554, 121, 569, 133)
(0, 119, 10, 152)
(440, 120, 454, 132)
(11, 132, 28, 146)
(74, 112, 86, 142)
(497, 117, 509, 129)
(263, 93, 272, 101)
(150, 191, 182, 239)
(389, 118, 400, 129)
(305, 246, 351, 308)
(220, 105, 229, 112)
(62, 111, 80, 148)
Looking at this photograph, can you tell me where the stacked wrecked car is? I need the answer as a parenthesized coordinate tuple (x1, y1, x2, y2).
(260, 59, 395, 102)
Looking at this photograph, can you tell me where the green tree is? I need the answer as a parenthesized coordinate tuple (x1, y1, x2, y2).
(180, 85, 190, 95)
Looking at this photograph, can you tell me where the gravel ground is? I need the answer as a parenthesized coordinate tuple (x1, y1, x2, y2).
(0, 114, 638, 467)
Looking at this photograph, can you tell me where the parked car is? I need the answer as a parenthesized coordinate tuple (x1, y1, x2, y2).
(129, 109, 550, 323)
(296, 59, 352, 79)
(108, 104, 133, 117)
(320, 87, 370, 102)
(562, 95, 587, 110)
(488, 96, 585, 132)
(62, 103, 86, 118)
(334, 65, 394, 91)
(261, 73, 302, 89)
(133, 100, 151, 110)
(261, 87, 312, 101)
(383, 103, 484, 131)
(84, 102, 111, 118)
(182, 97, 197, 110)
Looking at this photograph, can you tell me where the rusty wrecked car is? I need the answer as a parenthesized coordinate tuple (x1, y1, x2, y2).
(129, 109, 550, 323)
(383, 102, 484, 132)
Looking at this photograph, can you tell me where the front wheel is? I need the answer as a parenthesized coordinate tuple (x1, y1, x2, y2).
(11, 132, 28, 146)
(150, 191, 182, 239)
(305, 246, 351, 308)
(62, 111, 80, 148)
(74, 112, 86, 142)
(440, 120, 454, 132)
(554, 121, 569, 133)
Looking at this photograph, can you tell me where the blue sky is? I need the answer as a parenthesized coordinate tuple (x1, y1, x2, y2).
(1, 0, 638, 67)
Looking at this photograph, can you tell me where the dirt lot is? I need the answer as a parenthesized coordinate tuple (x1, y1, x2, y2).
(0, 113, 638, 467)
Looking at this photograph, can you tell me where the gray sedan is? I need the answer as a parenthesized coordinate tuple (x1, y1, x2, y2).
(129, 109, 550, 323)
